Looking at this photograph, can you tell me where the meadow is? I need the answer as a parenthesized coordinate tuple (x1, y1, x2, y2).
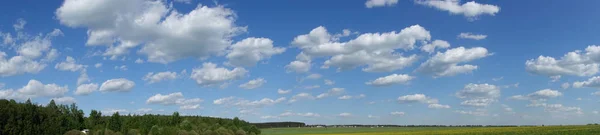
(261, 125, 600, 135)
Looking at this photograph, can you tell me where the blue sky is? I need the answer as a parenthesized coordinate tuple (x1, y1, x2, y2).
(1, 0, 600, 125)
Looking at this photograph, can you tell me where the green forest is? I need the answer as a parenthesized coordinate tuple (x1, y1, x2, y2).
(0, 99, 261, 135)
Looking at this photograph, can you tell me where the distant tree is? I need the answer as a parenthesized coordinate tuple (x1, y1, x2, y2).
(109, 112, 122, 132)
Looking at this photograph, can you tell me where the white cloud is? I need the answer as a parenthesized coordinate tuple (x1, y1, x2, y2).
(75, 83, 98, 95)
(143, 71, 177, 84)
(77, 71, 90, 85)
(239, 78, 266, 89)
(13, 18, 26, 31)
(417, 47, 490, 77)
(114, 65, 127, 71)
(460, 98, 495, 107)
(291, 25, 429, 73)
(135, 58, 144, 64)
(455, 110, 488, 116)
(285, 60, 311, 73)
(550, 75, 561, 82)
(455, 83, 500, 107)
(260, 115, 280, 119)
(42, 49, 59, 62)
(297, 112, 321, 117)
(174, 0, 192, 4)
(458, 33, 487, 40)
(52, 96, 76, 104)
(306, 73, 322, 79)
(212, 96, 286, 108)
(561, 82, 570, 89)
(366, 74, 414, 86)
(428, 103, 451, 109)
(17, 79, 69, 98)
(55, 56, 86, 72)
(525, 46, 600, 77)
(0, 52, 46, 77)
(56, 0, 247, 63)
(289, 93, 315, 103)
(338, 94, 365, 100)
(527, 103, 583, 114)
(339, 112, 352, 117)
(455, 83, 500, 99)
(421, 40, 450, 53)
(102, 109, 128, 115)
(492, 77, 503, 81)
(338, 95, 352, 100)
(94, 63, 102, 68)
(99, 78, 135, 92)
(324, 79, 335, 85)
(501, 104, 514, 113)
(316, 88, 345, 99)
(397, 94, 438, 104)
(573, 76, 600, 88)
(226, 37, 285, 67)
(390, 111, 405, 116)
(146, 92, 203, 110)
(510, 89, 562, 101)
(190, 62, 247, 87)
(277, 89, 291, 94)
(415, 0, 500, 20)
(365, 0, 399, 8)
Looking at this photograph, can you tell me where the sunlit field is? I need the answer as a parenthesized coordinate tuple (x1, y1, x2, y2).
(262, 125, 600, 135)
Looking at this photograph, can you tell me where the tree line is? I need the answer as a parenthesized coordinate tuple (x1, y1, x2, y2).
(251, 122, 306, 128)
(0, 99, 261, 135)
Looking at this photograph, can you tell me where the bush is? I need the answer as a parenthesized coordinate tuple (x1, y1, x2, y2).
(235, 129, 246, 135)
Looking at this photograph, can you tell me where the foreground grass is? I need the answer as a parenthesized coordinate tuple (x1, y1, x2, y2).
(262, 125, 600, 135)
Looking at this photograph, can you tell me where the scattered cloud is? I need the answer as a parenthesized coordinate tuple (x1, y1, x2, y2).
(226, 38, 285, 67)
(365, 0, 399, 8)
(190, 62, 247, 87)
(143, 71, 177, 84)
(306, 73, 322, 79)
(428, 103, 451, 109)
(324, 79, 335, 85)
(99, 78, 135, 92)
(525, 45, 600, 77)
(390, 111, 405, 116)
(75, 83, 98, 95)
(417, 47, 490, 77)
(366, 74, 414, 86)
(277, 89, 291, 94)
(397, 94, 438, 104)
(458, 33, 487, 40)
(239, 78, 266, 89)
(415, 0, 500, 20)
(146, 92, 203, 110)
(55, 56, 86, 72)
(455, 83, 500, 107)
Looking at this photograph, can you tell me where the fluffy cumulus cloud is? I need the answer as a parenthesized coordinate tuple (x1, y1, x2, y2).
(56, 0, 249, 63)
(338, 94, 366, 100)
(0, 22, 61, 77)
(455, 83, 500, 107)
(421, 40, 450, 53)
(415, 0, 500, 20)
(239, 78, 266, 89)
(99, 78, 135, 92)
(17, 80, 69, 98)
(190, 62, 247, 87)
(397, 94, 438, 104)
(417, 47, 490, 77)
(226, 38, 285, 67)
(573, 76, 600, 88)
(288, 25, 430, 73)
(458, 33, 487, 40)
(75, 83, 98, 95)
(146, 92, 203, 110)
(510, 89, 562, 101)
(525, 45, 600, 77)
(366, 74, 414, 86)
(365, 0, 399, 8)
(55, 56, 86, 72)
(1, 80, 68, 100)
(143, 71, 177, 84)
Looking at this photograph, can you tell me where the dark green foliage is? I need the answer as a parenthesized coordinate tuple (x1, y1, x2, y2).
(252, 122, 306, 128)
(0, 99, 261, 135)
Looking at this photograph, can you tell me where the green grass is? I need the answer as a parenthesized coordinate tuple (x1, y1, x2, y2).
(261, 125, 600, 135)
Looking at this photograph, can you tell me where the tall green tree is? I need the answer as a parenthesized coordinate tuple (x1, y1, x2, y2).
(108, 112, 122, 132)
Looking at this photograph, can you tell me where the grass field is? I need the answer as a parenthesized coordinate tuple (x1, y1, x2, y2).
(261, 125, 600, 135)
